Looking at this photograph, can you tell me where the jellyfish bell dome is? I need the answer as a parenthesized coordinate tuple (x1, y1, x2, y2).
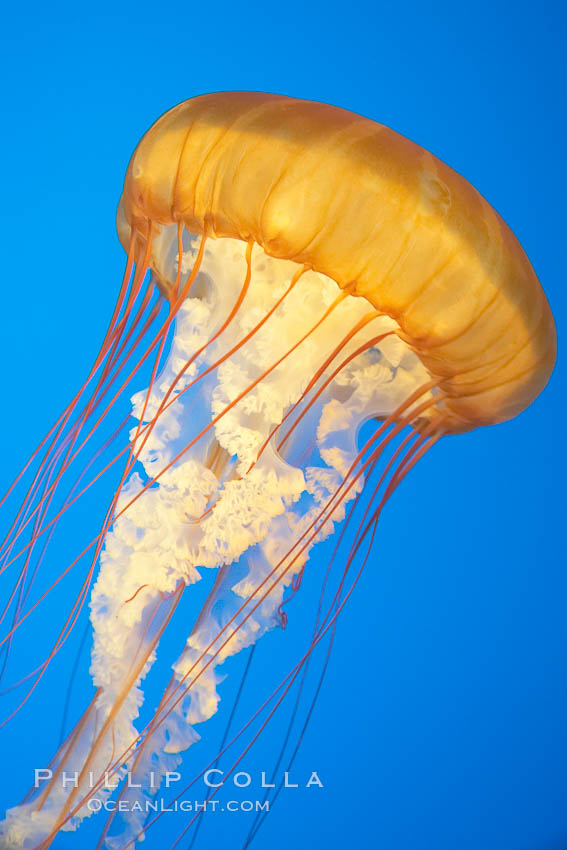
(117, 91, 556, 434)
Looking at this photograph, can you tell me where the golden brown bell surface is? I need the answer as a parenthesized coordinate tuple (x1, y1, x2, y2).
(118, 91, 556, 433)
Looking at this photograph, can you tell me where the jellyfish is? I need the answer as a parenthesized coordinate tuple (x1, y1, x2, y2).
(0, 92, 555, 849)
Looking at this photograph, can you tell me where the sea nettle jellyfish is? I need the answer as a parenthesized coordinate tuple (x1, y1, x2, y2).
(0, 92, 556, 849)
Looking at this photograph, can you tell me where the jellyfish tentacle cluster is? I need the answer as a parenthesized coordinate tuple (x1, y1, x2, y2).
(0, 232, 435, 847)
